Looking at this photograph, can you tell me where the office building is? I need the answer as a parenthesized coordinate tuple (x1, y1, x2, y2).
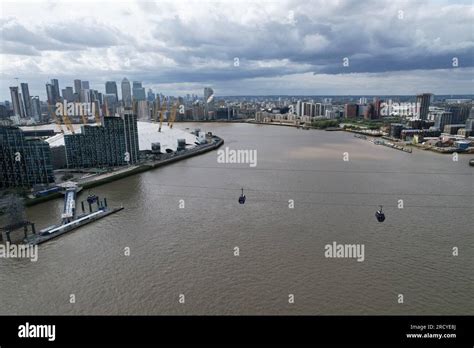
(105, 81, 119, 101)
(51, 79, 60, 102)
(416, 93, 432, 120)
(62, 87, 74, 102)
(74, 79, 82, 94)
(30, 97, 41, 122)
(121, 78, 132, 108)
(132, 86, 146, 101)
(147, 89, 155, 102)
(447, 104, 471, 124)
(9, 87, 23, 117)
(104, 94, 118, 116)
(20, 83, 31, 118)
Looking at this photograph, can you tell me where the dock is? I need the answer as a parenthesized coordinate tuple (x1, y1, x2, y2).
(23, 187, 123, 245)
(24, 207, 123, 245)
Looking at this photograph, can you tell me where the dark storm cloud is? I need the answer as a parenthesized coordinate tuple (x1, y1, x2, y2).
(44, 22, 125, 48)
(0, 18, 127, 54)
(147, 0, 474, 81)
(1, 0, 473, 99)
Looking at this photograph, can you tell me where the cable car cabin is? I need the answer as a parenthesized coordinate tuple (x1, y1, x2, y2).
(375, 206, 385, 222)
(238, 188, 246, 204)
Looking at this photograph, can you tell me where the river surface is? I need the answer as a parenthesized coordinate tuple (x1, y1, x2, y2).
(0, 123, 472, 315)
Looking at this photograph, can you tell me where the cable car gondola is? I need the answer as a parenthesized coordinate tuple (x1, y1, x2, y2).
(375, 205, 385, 222)
(238, 188, 246, 204)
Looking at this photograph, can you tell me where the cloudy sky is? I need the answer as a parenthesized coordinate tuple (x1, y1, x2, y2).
(1, 0, 473, 100)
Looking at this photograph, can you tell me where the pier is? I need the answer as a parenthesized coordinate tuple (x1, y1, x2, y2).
(22, 188, 123, 245)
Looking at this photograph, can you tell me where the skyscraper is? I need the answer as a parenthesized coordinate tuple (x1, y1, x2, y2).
(132, 81, 145, 101)
(416, 93, 433, 120)
(46, 83, 56, 105)
(9, 87, 22, 117)
(104, 94, 118, 116)
(132, 87, 146, 101)
(74, 79, 82, 94)
(81, 81, 90, 90)
(62, 87, 74, 102)
(30, 96, 41, 122)
(433, 111, 453, 131)
(147, 88, 155, 102)
(121, 78, 132, 108)
(105, 81, 119, 101)
(51, 79, 60, 103)
(20, 83, 31, 118)
(80, 89, 91, 103)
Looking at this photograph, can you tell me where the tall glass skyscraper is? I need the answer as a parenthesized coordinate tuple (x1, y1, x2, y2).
(121, 78, 132, 108)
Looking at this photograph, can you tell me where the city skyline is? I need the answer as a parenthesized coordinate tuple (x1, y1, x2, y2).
(1, 0, 473, 100)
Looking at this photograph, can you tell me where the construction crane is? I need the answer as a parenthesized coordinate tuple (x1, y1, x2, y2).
(48, 104, 65, 134)
(168, 102, 178, 129)
(152, 99, 160, 123)
(80, 104, 88, 125)
(62, 102, 75, 134)
(158, 98, 167, 132)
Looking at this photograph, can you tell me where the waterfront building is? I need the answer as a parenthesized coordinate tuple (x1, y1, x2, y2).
(433, 111, 453, 131)
(389, 123, 404, 138)
(64, 113, 139, 168)
(446, 104, 471, 124)
(345, 103, 358, 118)
(0, 126, 54, 188)
(416, 93, 433, 120)
(444, 124, 466, 135)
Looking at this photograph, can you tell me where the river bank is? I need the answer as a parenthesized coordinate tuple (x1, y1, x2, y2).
(24, 136, 224, 207)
